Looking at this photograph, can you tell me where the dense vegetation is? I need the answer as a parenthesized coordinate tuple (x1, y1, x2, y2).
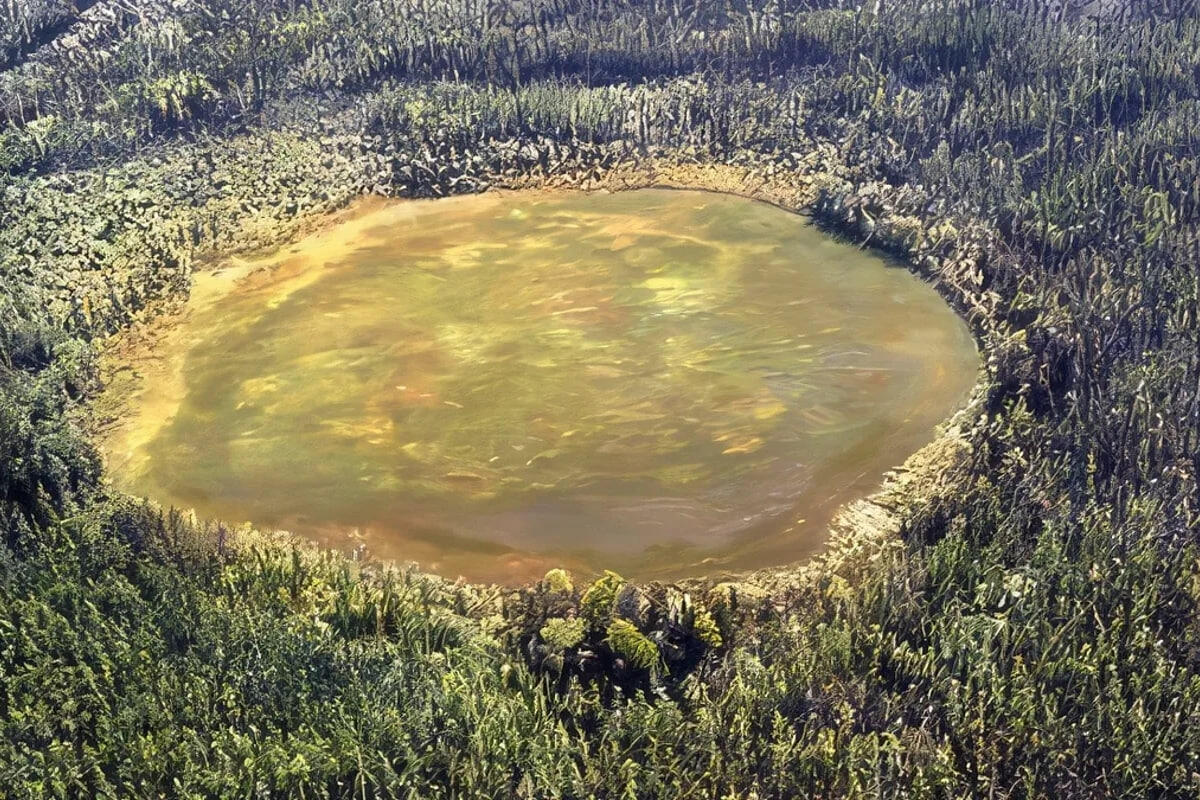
(3, 0, 1200, 796)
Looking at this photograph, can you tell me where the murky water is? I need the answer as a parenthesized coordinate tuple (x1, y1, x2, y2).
(104, 189, 978, 583)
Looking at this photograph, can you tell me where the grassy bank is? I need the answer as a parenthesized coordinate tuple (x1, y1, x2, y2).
(3, 0, 1200, 797)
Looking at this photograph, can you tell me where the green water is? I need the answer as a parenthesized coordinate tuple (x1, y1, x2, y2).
(112, 189, 978, 582)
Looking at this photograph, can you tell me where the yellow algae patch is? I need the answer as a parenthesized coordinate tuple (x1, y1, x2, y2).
(722, 437, 765, 455)
(320, 418, 395, 440)
(754, 401, 788, 420)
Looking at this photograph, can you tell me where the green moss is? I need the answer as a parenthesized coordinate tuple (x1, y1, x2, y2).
(539, 616, 586, 650)
(581, 570, 625, 626)
(542, 568, 574, 595)
(605, 618, 660, 671)
(691, 605, 723, 649)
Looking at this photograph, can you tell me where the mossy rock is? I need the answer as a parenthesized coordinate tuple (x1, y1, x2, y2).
(542, 568, 574, 595)
(605, 618, 660, 672)
(539, 616, 586, 651)
(581, 570, 625, 626)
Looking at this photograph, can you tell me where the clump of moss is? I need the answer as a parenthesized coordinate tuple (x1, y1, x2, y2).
(539, 616, 586, 650)
(542, 568, 574, 595)
(605, 618, 660, 671)
(691, 605, 723, 649)
(581, 570, 624, 626)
